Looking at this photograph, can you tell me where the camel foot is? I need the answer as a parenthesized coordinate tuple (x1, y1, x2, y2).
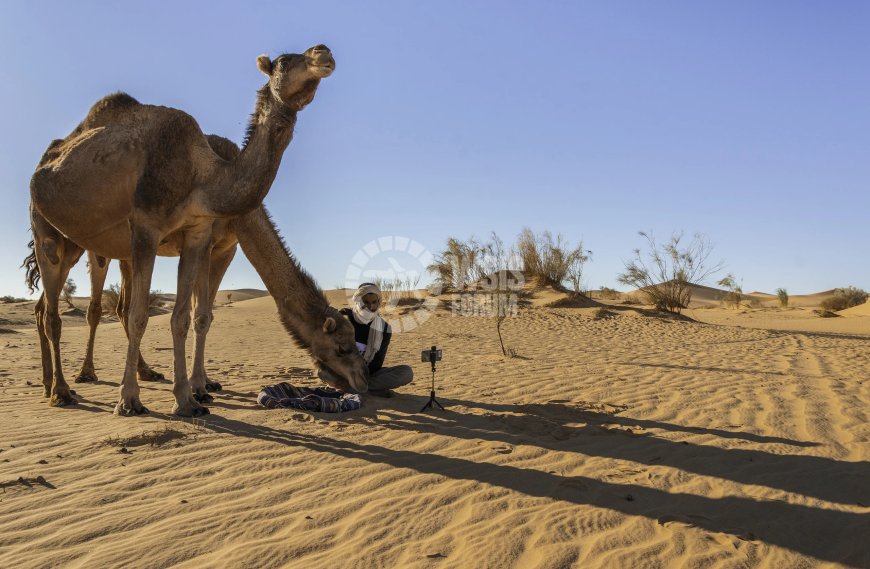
(205, 380, 223, 392)
(75, 372, 98, 383)
(114, 399, 149, 416)
(43, 387, 50, 398)
(172, 399, 210, 418)
(137, 368, 165, 382)
(49, 391, 77, 407)
(192, 391, 214, 404)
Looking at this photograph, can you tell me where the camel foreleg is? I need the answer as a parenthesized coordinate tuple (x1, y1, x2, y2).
(118, 260, 165, 382)
(170, 225, 213, 416)
(114, 225, 158, 416)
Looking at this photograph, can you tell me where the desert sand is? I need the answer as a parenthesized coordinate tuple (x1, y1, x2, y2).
(0, 286, 868, 568)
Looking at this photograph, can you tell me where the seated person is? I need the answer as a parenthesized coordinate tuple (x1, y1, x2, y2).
(319, 283, 413, 397)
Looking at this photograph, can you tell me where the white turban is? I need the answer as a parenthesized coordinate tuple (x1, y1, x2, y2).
(351, 283, 382, 325)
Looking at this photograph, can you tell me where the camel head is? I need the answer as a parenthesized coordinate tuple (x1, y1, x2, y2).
(311, 307, 369, 393)
(257, 45, 335, 111)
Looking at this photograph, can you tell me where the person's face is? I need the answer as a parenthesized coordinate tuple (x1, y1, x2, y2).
(362, 293, 380, 312)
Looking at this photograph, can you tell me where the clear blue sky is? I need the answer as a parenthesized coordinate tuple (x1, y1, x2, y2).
(1, 0, 868, 298)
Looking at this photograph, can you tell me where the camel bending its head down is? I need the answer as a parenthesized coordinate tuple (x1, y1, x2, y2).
(29, 45, 369, 417)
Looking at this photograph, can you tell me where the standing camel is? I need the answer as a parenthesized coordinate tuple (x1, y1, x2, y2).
(29, 45, 368, 417)
(25, 135, 240, 398)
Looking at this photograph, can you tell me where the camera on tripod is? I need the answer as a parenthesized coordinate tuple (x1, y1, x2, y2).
(419, 345, 445, 412)
(421, 348, 442, 363)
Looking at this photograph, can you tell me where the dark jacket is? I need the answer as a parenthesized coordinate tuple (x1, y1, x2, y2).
(339, 308, 392, 374)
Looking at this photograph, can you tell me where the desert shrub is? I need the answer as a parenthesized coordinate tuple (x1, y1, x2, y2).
(102, 284, 121, 314)
(517, 228, 590, 289)
(149, 290, 166, 309)
(598, 286, 621, 300)
(0, 295, 26, 303)
(617, 231, 722, 314)
(776, 288, 789, 308)
(61, 278, 77, 309)
(820, 287, 868, 312)
(101, 284, 165, 315)
(565, 245, 592, 294)
(429, 229, 590, 293)
(427, 237, 483, 292)
(717, 274, 743, 308)
(428, 232, 525, 293)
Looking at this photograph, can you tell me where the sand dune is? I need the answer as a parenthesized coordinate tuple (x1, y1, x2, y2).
(1, 291, 868, 568)
(839, 301, 870, 317)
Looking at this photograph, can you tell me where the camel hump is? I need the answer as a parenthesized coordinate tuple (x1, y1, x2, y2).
(36, 139, 65, 167)
(82, 92, 141, 128)
(204, 134, 241, 161)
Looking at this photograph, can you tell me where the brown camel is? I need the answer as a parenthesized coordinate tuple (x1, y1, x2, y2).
(29, 45, 368, 417)
(25, 135, 240, 397)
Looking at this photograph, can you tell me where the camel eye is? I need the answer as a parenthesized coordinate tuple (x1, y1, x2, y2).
(337, 347, 350, 356)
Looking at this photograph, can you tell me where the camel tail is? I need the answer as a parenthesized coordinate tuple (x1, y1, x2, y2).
(22, 239, 41, 293)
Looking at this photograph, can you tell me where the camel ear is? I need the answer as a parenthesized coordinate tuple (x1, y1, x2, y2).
(322, 316, 337, 334)
(257, 54, 273, 76)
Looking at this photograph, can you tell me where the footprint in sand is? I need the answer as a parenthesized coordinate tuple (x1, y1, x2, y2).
(484, 443, 513, 454)
(287, 413, 313, 422)
(657, 514, 714, 531)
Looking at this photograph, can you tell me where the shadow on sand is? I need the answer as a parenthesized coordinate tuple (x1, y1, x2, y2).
(198, 411, 869, 567)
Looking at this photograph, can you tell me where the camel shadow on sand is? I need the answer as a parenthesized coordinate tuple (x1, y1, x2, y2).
(199, 411, 869, 568)
(59, 382, 869, 566)
(342, 395, 865, 507)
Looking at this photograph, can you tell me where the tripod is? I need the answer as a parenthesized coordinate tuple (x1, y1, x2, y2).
(419, 345, 446, 412)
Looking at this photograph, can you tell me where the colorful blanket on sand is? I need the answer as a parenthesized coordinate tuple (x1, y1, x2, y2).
(257, 383, 361, 413)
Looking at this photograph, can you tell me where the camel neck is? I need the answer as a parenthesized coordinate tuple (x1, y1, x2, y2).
(233, 206, 329, 349)
(207, 91, 298, 217)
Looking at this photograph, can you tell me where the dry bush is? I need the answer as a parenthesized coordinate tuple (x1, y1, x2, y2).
(820, 287, 868, 312)
(102, 284, 121, 314)
(428, 232, 523, 293)
(0, 295, 26, 303)
(618, 231, 722, 314)
(517, 228, 590, 290)
(598, 286, 621, 300)
(718, 274, 743, 308)
(61, 278, 77, 309)
(101, 284, 166, 315)
(776, 288, 789, 308)
(427, 237, 482, 292)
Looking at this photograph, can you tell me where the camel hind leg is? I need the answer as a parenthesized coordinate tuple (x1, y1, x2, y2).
(190, 244, 237, 396)
(76, 251, 109, 383)
(30, 209, 84, 406)
(33, 294, 52, 397)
